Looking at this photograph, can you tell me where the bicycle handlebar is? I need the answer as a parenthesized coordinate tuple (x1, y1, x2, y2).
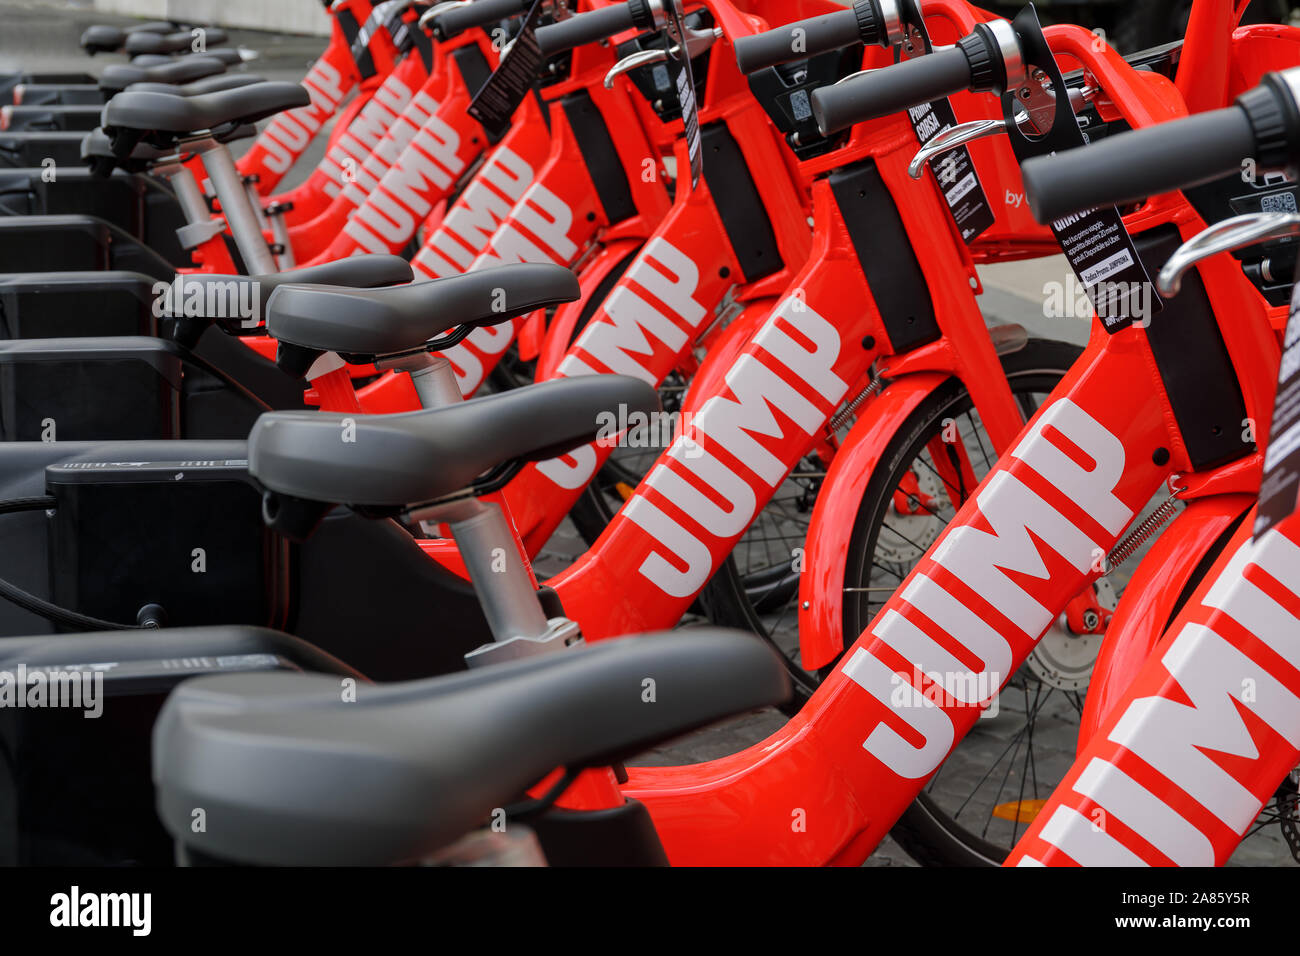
(431, 0, 533, 41)
(1021, 107, 1258, 223)
(1020, 70, 1300, 223)
(536, 4, 649, 58)
(812, 44, 972, 134)
(734, 8, 864, 74)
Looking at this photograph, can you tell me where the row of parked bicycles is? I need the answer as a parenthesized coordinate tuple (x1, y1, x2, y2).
(0, 0, 1295, 867)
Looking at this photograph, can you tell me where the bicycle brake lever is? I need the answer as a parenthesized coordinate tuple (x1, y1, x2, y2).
(1159, 212, 1300, 296)
(678, 23, 723, 59)
(605, 48, 668, 88)
(419, 0, 472, 30)
(604, 26, 721, 89)
(908, 118, 1008, 179)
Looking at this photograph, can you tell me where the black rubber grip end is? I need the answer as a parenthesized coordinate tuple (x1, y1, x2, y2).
(536, 4, 637, 57)
(734, 9, 863, 75)
(811, 44, 973, 134)
(959, 28, 998, 92)
(628, 0, 656, 30)
(852, 0, 882, 46)
(1241, 76, 1299, 170)
(433, 0, 531, 41)
(1021, 106, 1259, 224)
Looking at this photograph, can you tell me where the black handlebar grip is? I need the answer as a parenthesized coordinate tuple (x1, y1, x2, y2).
(734, 9, 863, 74)
(811, 44, 972, 135)
(432, 0, 533, 40)
(536, 5, 638, 58)
(535, 4, 642, 57)
(1021, 106, 1258, 224)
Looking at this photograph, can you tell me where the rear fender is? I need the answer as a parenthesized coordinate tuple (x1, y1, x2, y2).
(796, 371, 950, 671)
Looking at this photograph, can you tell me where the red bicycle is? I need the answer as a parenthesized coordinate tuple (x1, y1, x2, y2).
(1003, 64, 1300, 867)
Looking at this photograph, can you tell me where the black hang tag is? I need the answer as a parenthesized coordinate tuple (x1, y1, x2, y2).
(1046, 204, 1161, 331)
(1255, 280, 1300, 540)
(898, 13, 995, 244)
(467, 0, 545, 140)
(352, 0, 407, 65)
(338, 5, 378, 80)
(1002, 4, 1162, 333)
(664, 0, 702, 190)
(908, 98, 997, 243)
(384, 3, 415, 55)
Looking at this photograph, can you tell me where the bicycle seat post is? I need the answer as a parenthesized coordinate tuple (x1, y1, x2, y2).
(375, 353, 464, 409)
(187, 134, 279, 274)
(408, 496, 582, 667)
(152, 155, 228, 252)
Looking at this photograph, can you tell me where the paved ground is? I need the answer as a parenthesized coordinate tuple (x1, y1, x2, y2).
(1, 0, 1293, 867)
(0, 0, 325, 79)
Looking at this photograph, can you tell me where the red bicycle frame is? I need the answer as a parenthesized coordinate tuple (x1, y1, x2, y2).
(1067, 19, 1300, 745)
(442, 0, 816, 560)
(301, 33, 511, 263)
(237, 0, 400, 195)
(1006, 507, 1300, 866)
(796, 6, 1291, 671)
(271, 35, 432, 229)
(571, 21, 1283, 865)
(411, 2, 679, 388)
(616, 230, 1278, 863)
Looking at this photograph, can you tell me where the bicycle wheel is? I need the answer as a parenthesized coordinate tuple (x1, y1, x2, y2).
(709, 338, 1080, 683)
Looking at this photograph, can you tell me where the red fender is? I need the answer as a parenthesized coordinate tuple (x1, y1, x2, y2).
(534, 238, 643, 381)
(1077, 492, 1254, 751)
(796, 371, 951, 671)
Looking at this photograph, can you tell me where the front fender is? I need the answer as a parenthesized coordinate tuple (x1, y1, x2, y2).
(797, 371, 950, 671)
(1078, 492, 1254, 751)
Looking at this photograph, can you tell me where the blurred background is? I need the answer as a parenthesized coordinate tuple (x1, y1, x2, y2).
(33, 0, 1300, 46)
